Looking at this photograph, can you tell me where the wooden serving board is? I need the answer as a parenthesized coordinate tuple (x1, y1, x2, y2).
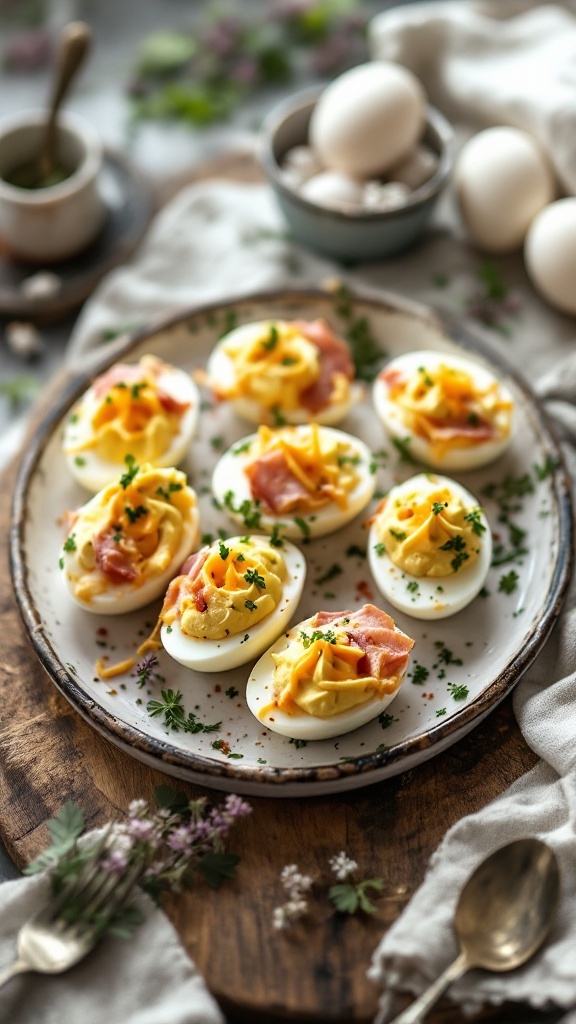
(0, 154, 550, 1024)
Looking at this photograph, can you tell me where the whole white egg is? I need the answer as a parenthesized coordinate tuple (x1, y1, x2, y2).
(309, 61, 426, 179)
(455, 127, 555, 253)
(525, 198, 576, 315)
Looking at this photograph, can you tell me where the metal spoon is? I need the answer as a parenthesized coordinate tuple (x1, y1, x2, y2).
(38, 21, 92, 181)
(5, 21, 94, 190)
(388, 837, 560, 1024)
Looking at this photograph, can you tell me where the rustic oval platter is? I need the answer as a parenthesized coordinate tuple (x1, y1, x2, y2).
(10, 286, 572, 796)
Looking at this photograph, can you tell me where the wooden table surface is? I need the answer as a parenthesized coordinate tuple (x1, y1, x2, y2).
(0, 154, 560, 1024)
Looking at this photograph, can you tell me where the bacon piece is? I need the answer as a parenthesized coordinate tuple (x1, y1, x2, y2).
(381, 367, 406, 389)
(180, 548, 208, 579)
(314, 604, 414, 679)
(94, 533, 137, 584)
(163, 548, 209, 615)
(245, 449, 309, 513)
(157, 390, 190, 416)
(295, 319, 354, 414)
(421, 419, 494, 443)
(93, 364, 144, 398)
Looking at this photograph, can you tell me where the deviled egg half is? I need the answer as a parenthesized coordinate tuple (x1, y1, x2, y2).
(246, 604, 414, 740)
(212, 423, 375, 540)
(368, 473, 492, 620)
(205, 317, 361, 426)
(155, 535, 306, 672)
(373, 350, 514, 470)
(60, 460, 199, 614)
(63, 354, 200, 491)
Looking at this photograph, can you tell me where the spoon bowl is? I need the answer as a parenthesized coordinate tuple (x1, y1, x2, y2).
(389, 837, 560, 1024)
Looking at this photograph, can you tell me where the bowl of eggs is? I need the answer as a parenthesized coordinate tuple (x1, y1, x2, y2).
(259, 62, 454, 262)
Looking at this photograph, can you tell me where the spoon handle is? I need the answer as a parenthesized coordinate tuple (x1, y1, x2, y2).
(42, 22, 92, 168)
(386, 951, 470, 1024)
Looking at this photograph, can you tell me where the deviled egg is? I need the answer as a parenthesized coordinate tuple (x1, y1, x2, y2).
(205, 318, 359, 426)
(368, 473, 492, 619)
(156, 535, 306, 672)
(212, 423, 376, 540)
(60, 460, 199, 614)
(373, 350, 514, 470)
(246, 603, 414, 740)
(63, 355, 200, 491)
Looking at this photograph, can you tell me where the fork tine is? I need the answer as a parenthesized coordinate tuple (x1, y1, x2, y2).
(67, 860, 145, 937)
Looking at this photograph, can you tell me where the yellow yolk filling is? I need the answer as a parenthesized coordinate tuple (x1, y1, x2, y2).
(250, 423, 360, 512)
(387, 362, 513, 451)
(65, 355, 187, 463)
(375, 486, 481, 578)
(65, 464, 195, 601)
(218, 321, 321, 410)
(271, 633, 401, 718)
(163, 539, 286, 641)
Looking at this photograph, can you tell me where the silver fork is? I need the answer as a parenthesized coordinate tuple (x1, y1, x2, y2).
(0, 832, 144, 990)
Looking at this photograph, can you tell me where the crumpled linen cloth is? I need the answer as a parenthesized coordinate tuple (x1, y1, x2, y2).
(0, 870, 223, 1024)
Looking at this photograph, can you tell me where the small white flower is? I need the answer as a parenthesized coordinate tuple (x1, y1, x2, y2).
(329, 851, 358, 881)
(128, 799, 148, 817)
(273, 906, 288, 930)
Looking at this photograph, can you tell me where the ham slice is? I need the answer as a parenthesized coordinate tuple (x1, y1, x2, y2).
(245, 449, 310, 513)
(419, 418, 494, 443)
(94, 533, 137, 584)
(163, 548, 209, 615)
(92, 363, 189, 414)
(314, 604, 414, 679)
(295, 319, 354, 414)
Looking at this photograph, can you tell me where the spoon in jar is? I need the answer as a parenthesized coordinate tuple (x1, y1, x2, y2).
(9, 21, 92, 189)
(387, 837, 560, 1024)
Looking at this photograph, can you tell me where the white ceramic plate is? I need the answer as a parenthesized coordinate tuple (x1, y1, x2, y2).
(11, 287, 572, 797)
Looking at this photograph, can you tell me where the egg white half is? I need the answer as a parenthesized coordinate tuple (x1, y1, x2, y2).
(211, 426, 376, 540)
(246, 614, 411, 740)
(373, 349, 514, 471)
(63, 362, 200, 492)
(368, 473, 492, 620)
(161, 537, 306, 672)
(206, 321, 360, 426)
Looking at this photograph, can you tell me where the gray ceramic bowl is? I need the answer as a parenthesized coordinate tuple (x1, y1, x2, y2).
(259, 88, 454, 262)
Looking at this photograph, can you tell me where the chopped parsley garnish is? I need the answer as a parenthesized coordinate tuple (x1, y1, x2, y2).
(201, 532, 214, 545)
(232, 440, 252, 455)
(314, 564, 343, 585)
(432, 501, 448, 516)
(434, 642, 463, 667)
(389, 528, 406, 541)
(281, 356, 298, 366)
(378, 712, 398, 729)
(124, 504, 148, 524)
(338, 453, 361, 468)
(406, 581, 419, 593)
(288, 737, 308, 749)
(534, 454, 558, 480)
(499, 570, 519, 594)
(223, 490, 262, 529)
(210, 435, 225, 452)
(300, 629, 337, 648)
(448, 682, 469, 701)
(74, 456, 86, 467)
(418, 366, 433, 387)
(58, 556, 64, 570)
(243, 568, 266, 589)
(269, 523, 285, 548)
(261, 325, 279, 351)
(346, 544, 365, 559)
(410, 663, 429, 686)
(225, 687, 239, 699)
(464, 508, 486, 535)
(294, 516, 311, 538)
(373, 542, 386, 556)
(147, 689, 221, 734)
(218, 541, 230, 560)
(244, 599, 258, 611)
(63, 533, 77, 552)
(391, 436, 417, 465)
(119, 454, 139, 489)
(436, 708, 447, 718)
(270, 405, 286, 427)
(130, 381, 146, 399)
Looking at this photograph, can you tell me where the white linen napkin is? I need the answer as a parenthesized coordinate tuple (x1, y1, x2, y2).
(369, 0, 576, 195)
(0, 870, 223, 1024)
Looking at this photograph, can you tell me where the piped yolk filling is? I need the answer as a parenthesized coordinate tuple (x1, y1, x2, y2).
(384, 362, 512, 454)
(218, 321, 320, 410)
(64, 464, 194, 602)
(375, 486, 482, 578)
(270, 635, 401, 719)
(65, 356, 189, 463)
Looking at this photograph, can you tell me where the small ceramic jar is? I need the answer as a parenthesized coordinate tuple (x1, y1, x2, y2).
(0, 109, 105, 262)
